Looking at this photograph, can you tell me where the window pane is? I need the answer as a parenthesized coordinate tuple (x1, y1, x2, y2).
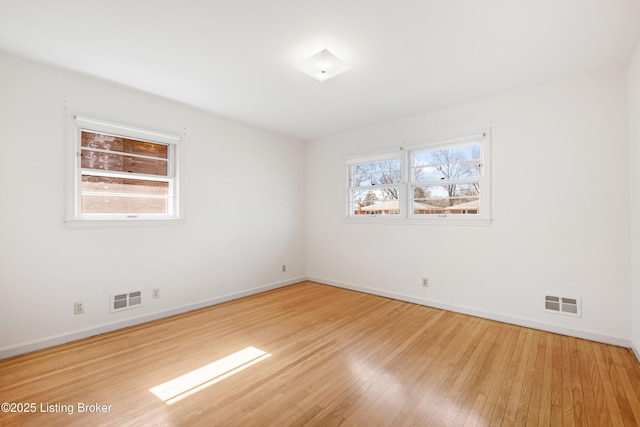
(81, 150, 168, 176)
(349, 188, 400, 215)
(413, 143, 481, 181)
(412, 182, 480, 214)
(351, 159, 401, 186)
(81, 195, 169, 214)
(81, 176, 170, 214)
(411, 202, 446, 214)
(81, 131, 169, 176)
(82, 131, 168, 159)
(82, 176, 169, 195)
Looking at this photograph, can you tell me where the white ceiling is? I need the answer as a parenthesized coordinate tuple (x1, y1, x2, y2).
(1, 0, 639, 141)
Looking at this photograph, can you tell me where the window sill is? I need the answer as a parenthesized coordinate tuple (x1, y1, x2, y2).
(342, 217, 492, 226)
(65, 218, 186, 229)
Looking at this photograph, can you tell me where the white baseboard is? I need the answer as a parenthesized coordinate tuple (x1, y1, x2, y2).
(308, 276, 632, 348)
(0, 277, 305, 360)
(4, 276, 634, 361)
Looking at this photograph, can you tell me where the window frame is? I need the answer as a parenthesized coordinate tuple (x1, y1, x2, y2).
(346, 149, 404, 220)
(344, 130, 491, 226)
(66, 115, 183, 227)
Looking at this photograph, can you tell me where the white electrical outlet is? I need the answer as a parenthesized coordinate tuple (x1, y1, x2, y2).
(422, 278, 428, 287)
(74, 301, 85, 315)
(152, 288, 160, 299)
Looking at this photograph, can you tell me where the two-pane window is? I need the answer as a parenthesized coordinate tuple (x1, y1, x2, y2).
(410, 142, 482, 216)
(348, 156, 402, 215)
(71, 116, 180, 220)
(347, 132, 490, 222)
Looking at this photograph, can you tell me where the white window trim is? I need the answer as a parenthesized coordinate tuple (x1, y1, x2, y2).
(344, 129, 492, 226)
(65, 113, 184, 228)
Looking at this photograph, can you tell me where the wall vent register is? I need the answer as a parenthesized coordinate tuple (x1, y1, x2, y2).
(111, 291, 142, 312)
(544, 295, 581, 317)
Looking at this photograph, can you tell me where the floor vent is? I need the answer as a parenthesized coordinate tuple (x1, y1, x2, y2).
(544, 295, 581, 317)
(111, 291, 143, 313)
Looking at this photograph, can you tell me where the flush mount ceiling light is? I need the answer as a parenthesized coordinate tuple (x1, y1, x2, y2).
(296, 49, 351, 82)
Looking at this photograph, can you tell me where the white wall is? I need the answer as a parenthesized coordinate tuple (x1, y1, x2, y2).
(308, 67, 631, 345)
(1, 49, 636, 359)
(0, 52, 307, 358)
(630, 41, 640, 358)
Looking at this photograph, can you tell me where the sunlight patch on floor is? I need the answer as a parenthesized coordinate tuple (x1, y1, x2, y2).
(150, 346, 271, 405)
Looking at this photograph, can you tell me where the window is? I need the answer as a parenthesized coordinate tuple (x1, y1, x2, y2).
(346, 131, 490, 224)
(410, 139, 482, 217)
(348, 153, 401, 216)
(69, 116, 181, 222)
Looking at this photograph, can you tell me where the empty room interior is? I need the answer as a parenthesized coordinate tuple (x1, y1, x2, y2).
(2, 0, 640, 425)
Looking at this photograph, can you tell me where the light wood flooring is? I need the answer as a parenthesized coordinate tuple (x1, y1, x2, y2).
(1, 281, 640, 426)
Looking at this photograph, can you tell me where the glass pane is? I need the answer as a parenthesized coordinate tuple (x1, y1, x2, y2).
(82, 131, 168, 159)
(81, 176, 170, 214)
(81, 130, 169, 176)
(412, 182, 480, 214)
(351, 159, 401, 187)
(81, 195, 169, 214)
(411, 201, 446, 214)
(350, 188, 400, 215)
(413, 143, 481, 181)
(81, 150, 168, 176)
(82, 176, 169, 195)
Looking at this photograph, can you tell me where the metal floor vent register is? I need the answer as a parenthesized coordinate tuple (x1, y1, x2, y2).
(111, 291, 143, 312)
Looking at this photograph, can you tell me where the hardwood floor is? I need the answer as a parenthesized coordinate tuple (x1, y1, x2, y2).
(1, 281, 640, 426)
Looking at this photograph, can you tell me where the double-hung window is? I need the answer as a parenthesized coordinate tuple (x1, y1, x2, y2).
(346, 131, 490, 224)
(69, 116, 181, 222)
(409, 135, 484, 218)
(347, 151, 402, 216)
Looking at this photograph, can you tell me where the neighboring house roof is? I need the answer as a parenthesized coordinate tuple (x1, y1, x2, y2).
(445, 200, 479, 211)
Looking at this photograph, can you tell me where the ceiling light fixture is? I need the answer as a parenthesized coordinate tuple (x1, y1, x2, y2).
(296, 49, 351, 82)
